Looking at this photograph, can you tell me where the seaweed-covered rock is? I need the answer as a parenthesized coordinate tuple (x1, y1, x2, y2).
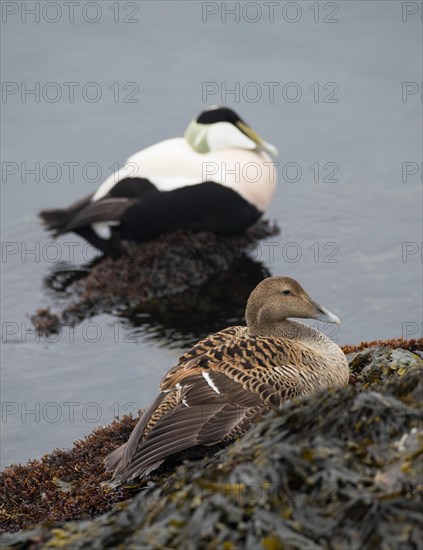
(1, 339, 422, 549)
(0, 416, 138, 534)
(31, 221, 278, 343)
(29, 309, 61, 336)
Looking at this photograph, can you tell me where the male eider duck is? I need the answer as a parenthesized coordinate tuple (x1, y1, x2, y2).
(105, 276, 349, 486)
(39, 106, 278, 257)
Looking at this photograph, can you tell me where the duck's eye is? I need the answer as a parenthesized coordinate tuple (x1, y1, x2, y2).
(282, 290, 292, 296)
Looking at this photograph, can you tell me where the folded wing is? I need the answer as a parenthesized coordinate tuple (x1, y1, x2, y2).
(105, 330, 315, 484)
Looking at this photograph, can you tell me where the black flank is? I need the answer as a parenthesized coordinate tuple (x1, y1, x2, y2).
(120, 182, 261, 242)
(106, 177, 158, 199)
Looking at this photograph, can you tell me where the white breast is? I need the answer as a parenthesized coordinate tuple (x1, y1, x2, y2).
(92, 137, 277, 211)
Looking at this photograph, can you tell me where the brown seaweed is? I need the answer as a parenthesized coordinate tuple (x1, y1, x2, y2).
(1, 339, 422, 549)
(31, 221, 278, 345)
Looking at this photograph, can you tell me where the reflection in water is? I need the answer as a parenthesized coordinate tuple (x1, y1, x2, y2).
(124, 258, 271, 347)
(44, 262, 91, 294)
(43, 256, 271, 348)
(40, 226, 277, 347)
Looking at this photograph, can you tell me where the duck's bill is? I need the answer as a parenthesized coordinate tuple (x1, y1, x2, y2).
(312, 302, 341, 325)
(261, 140, 279, 156)
(236, 122, 279, 156)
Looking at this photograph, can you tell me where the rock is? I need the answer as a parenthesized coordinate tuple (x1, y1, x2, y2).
(30, 221, 278, 343)
(1, 339, 422, 549)
(29, 309, 61, 337)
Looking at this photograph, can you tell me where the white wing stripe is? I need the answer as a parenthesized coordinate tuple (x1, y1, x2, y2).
(202, 372, 221, 394)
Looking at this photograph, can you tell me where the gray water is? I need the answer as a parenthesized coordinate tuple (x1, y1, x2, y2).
(1, 1, 422, 468)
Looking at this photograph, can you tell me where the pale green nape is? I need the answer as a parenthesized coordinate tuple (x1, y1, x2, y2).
(184, 120, 210, 153)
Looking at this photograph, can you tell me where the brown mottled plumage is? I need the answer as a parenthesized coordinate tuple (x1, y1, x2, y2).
(105, 277, 349, 486)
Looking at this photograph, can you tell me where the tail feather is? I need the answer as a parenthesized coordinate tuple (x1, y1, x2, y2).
(104, 444, 126, 473)
(39, 193, 93, 235)
(39, 193, 124, 257)
(39, 208, 72, 235)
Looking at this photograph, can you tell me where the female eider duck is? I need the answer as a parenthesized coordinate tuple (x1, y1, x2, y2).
(105, 276, 349, 486)
(39, 106, 278, 257)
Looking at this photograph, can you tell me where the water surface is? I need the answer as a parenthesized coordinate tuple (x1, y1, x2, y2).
(1, 1, 422, 467)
